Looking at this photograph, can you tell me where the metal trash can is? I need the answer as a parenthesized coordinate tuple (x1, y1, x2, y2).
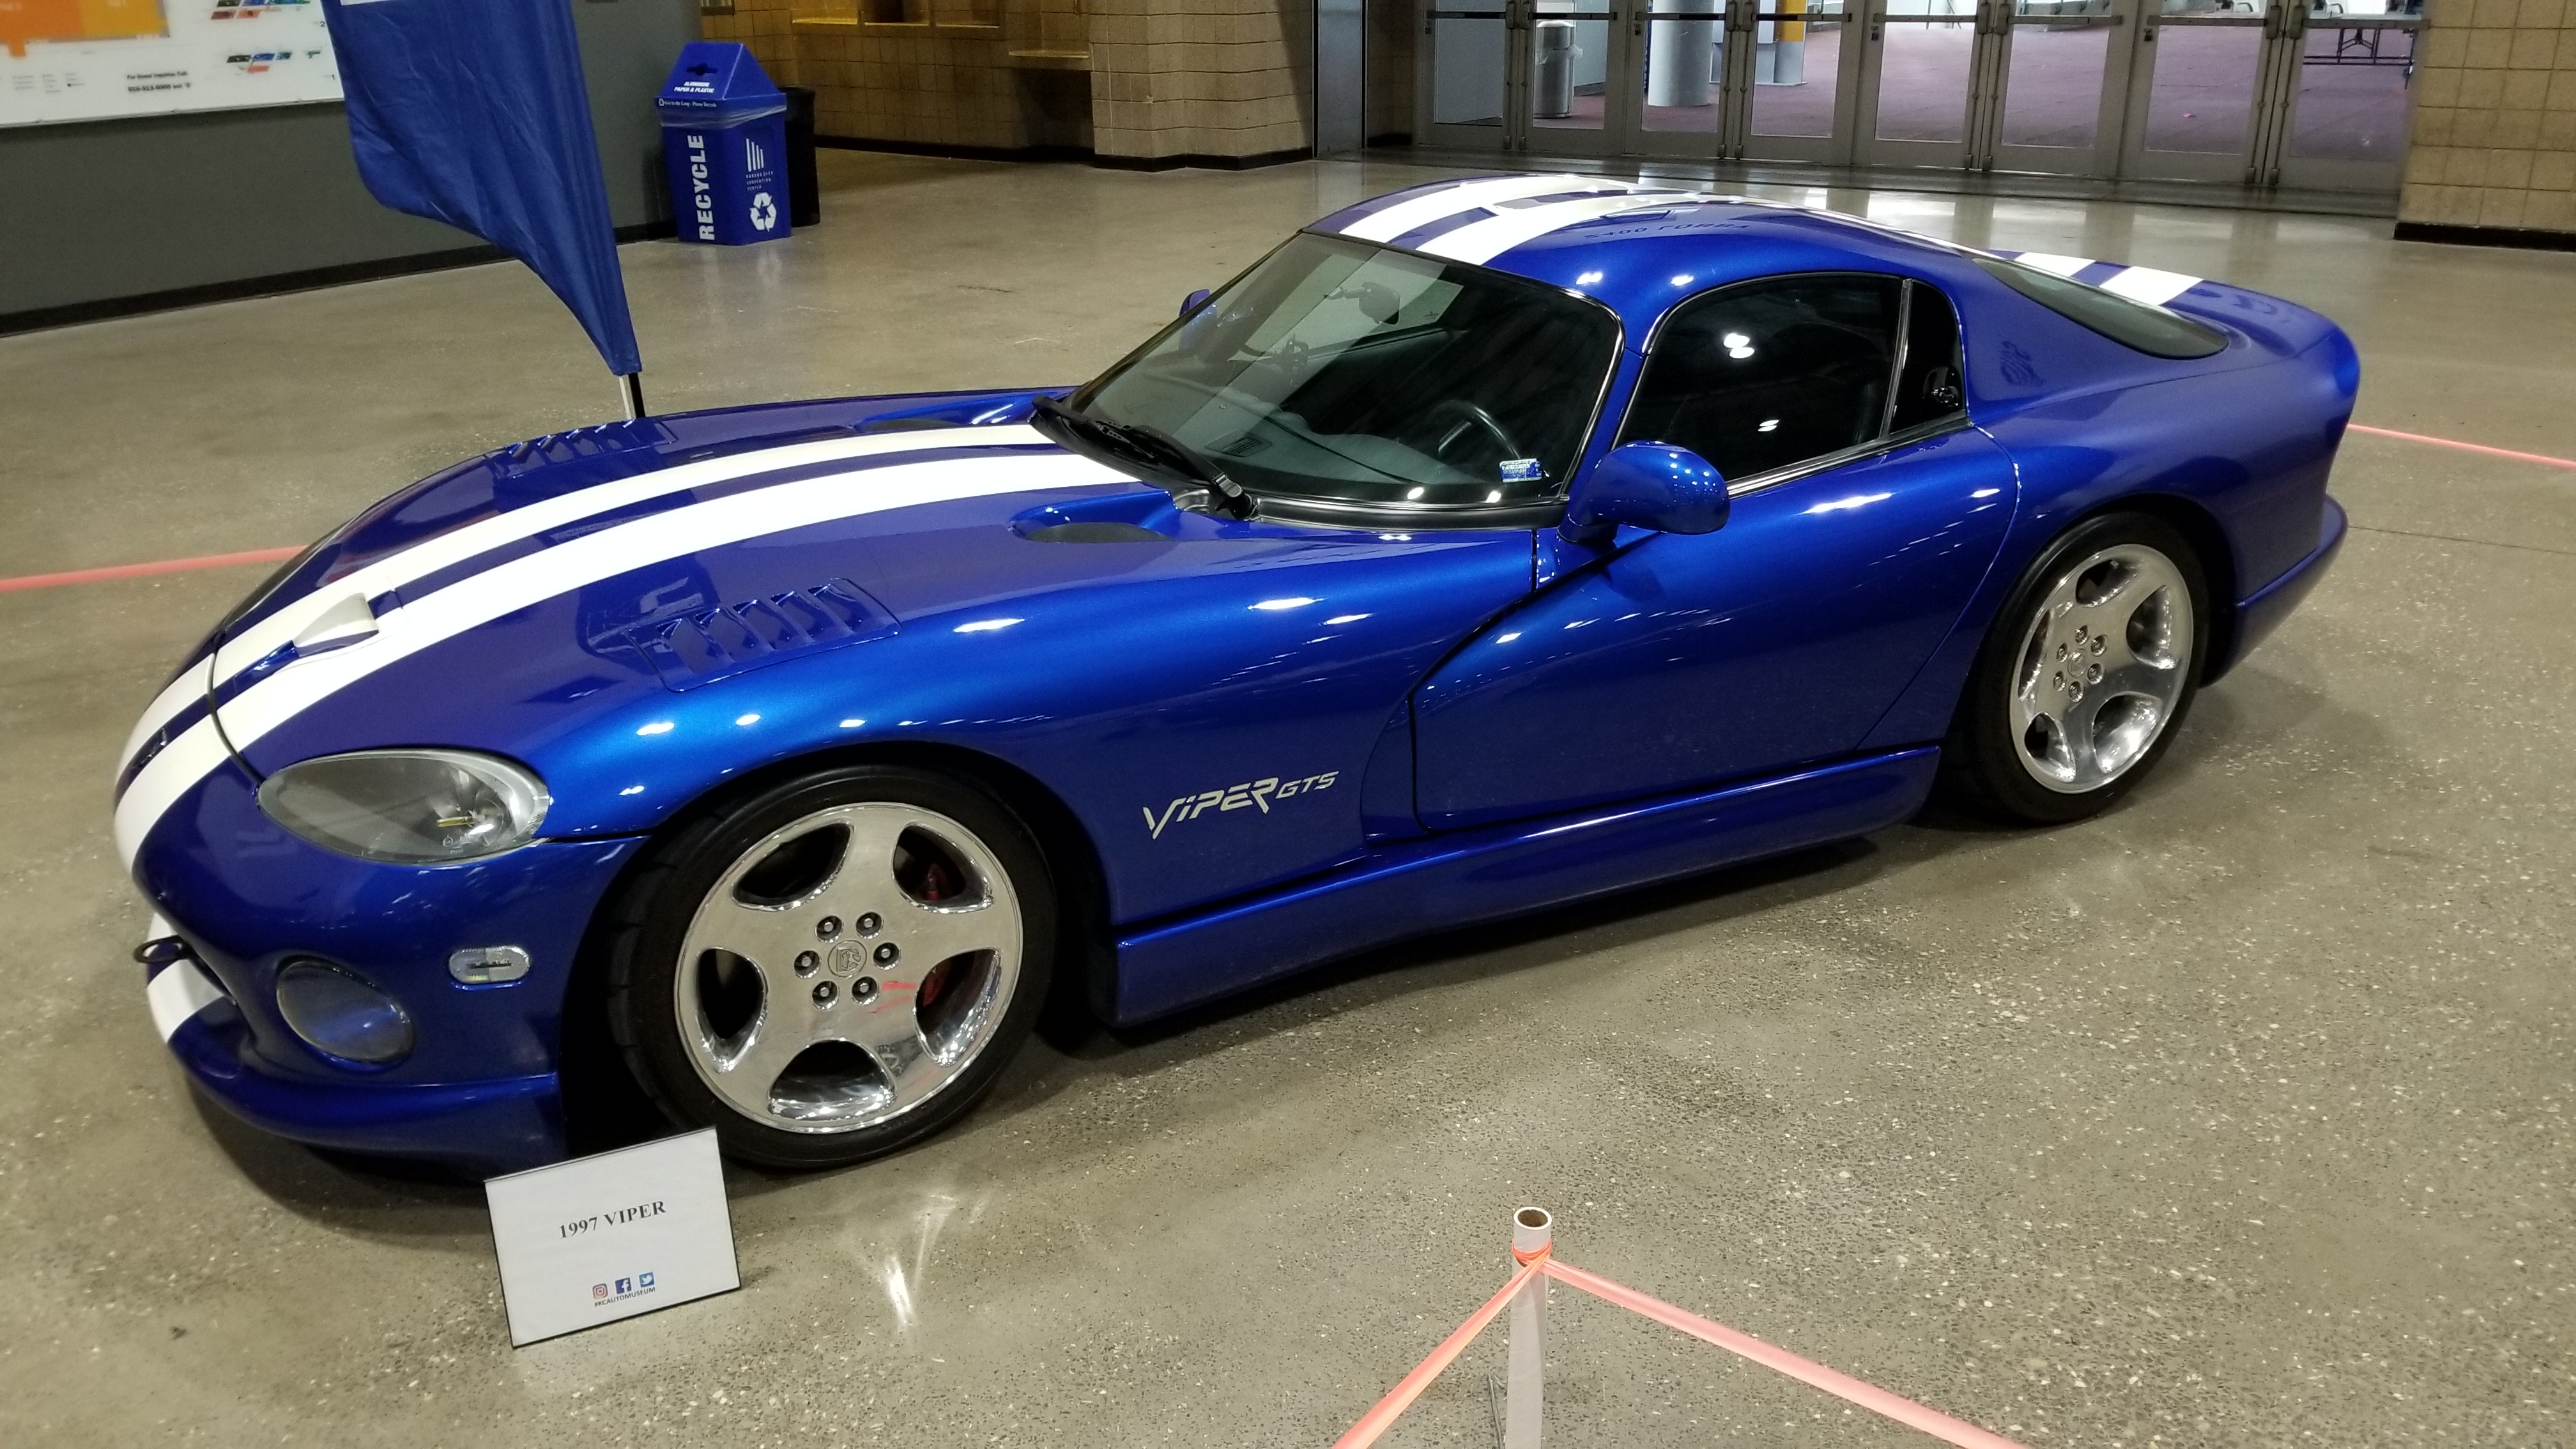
(1533, 20, 1576, 120)
(657, 42, 792, 246)
(781, 84, 821, 229)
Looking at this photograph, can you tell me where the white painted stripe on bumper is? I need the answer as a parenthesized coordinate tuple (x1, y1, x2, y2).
(114, 448, 1128, 867)
(147, 956, 228, 1043)
(116, 425, 1047, 779)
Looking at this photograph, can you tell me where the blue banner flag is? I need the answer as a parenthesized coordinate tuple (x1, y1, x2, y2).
(321, 0, 643, 379)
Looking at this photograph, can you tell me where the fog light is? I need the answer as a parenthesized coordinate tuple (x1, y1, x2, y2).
(274, 961, 413, 1065)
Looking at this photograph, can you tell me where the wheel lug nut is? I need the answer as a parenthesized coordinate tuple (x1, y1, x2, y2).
(856, 912, 882, 937)
(817, 916, 841, 940)
(873, 942, 900, 965)
(2054, 643, 2067, 661)
(2091, 637, 2104, 655)
(2088, 663, 2102, 683)
(813, 980, 836, 1006)
(794, 951, 820, 976)
(854, 977, 878, 1001)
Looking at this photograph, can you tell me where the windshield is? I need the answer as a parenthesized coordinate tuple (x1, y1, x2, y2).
(1073, 232, 1621, 516)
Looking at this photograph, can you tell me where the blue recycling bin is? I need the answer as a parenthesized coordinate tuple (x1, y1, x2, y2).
(657, 42, 790, 246)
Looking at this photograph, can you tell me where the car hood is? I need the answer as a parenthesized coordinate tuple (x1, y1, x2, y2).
(112, 389, 1540, 861)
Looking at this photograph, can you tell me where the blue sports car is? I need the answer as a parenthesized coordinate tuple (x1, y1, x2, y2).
(119, 176, 2352, 1174)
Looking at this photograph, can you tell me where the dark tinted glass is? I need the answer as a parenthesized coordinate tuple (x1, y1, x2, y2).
(1974, 256, 2228, 359)
(1890, 280, 1966, 433)
(1077, 233, 1621, 510)
(1618, 274, 1903, 482)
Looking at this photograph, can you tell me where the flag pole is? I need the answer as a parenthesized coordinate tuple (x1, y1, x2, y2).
(618, 372, 647, 420)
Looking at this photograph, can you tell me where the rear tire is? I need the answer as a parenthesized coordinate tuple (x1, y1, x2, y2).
(602, 764, 1054, 1170)
(1941, 512, 2209, 825)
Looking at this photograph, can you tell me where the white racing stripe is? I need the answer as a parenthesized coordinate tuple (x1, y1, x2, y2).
(147, 956, 229, 1043)
(116, 424, 1047, 778)
(2097, 264, 2200, 306)
(1337, 175, 1651, 245)
(1415, 188, 1708, 266)
(114, 448, 1127, 866)
(1995, 250, 2205, 310)
(2012, 252, 2096, 279)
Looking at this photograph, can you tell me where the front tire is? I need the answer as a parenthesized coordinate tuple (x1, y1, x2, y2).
(1942, 513, 2209, 825)
(603, 764, 1054, 1170)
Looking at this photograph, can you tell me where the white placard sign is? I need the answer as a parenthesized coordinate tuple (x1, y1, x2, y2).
(484, 1129, 740, 1347)
(3, 0, 343, 129)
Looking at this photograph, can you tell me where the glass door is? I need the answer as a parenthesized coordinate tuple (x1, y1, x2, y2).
(1418, 0, 1644, 156)
(2119, 0, 2273, 182)
(1632, 0, 1731, 153)
(1528, 0, 1637, 152)
(1983, 0, 2134, 175)
(2268, 0, 2423, 191)
(1422, 0, 1522, 146)
(1741, 0, 1861, 162)
(1855, 0, 1986, 168)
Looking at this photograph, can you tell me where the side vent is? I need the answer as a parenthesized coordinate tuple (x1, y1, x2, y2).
(606, 578, 897, 691)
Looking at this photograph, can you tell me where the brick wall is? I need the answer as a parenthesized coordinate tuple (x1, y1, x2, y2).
(1089, 0, 1313, 162)
(702, 0, 1314, 164)
(2400, 0, 2576, 238)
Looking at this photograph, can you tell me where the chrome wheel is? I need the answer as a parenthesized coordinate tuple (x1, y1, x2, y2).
(2006, 542, 2195, 794)
(673, 802, 1022, 1134)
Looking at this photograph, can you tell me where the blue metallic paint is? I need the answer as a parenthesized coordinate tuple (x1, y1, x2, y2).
(1562, 441, 1731, 540)
(156, 963, 560, 1174)
(1116, 747, 1940, 1022)
(1418, 426, 2016, 828)
(135, 758, 640, 1087)
(123, 187, 2354, 1166)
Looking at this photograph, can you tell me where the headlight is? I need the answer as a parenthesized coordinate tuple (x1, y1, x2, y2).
(257, 749, 551, 863)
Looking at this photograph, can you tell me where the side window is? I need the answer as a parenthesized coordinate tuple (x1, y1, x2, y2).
(1890, 280, 1966, 434)
(1618, 274, 1903, 482)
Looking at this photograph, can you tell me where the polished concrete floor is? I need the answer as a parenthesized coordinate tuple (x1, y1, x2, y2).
(2, 151, 2571, 1446)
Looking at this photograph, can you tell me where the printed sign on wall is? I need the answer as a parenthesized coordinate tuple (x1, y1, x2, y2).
(3, 0, 342, 128)
(484, 1128, 741, 1347)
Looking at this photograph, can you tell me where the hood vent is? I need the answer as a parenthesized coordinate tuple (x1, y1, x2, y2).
(596, 578, 898, 692)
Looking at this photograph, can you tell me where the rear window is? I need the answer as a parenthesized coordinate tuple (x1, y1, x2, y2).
(1974, 256, 2228, 360)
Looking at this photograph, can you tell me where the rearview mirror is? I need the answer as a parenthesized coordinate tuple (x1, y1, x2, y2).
(1561, 441, 1729, 545)
(1179, 288, 1211, 318)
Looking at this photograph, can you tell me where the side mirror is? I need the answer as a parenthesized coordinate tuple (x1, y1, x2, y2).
(1560, 441, 1729, 545)
(1179, 288, 1211, 319)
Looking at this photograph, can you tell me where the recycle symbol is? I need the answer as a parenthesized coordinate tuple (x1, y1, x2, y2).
(749, 192, 778, 231)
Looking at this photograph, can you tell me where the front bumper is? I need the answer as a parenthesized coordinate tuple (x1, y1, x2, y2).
(132, 758, 643, 1173)
(148, 954, 563, 1174)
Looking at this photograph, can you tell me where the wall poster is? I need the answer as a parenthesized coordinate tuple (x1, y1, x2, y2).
(3, 0, 342, 127)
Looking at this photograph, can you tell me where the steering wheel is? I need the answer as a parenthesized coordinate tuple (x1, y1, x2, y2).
(1422, 399, 1525, 464)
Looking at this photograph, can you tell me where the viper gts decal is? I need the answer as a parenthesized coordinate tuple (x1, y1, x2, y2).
(1142, 771, 1340, 839)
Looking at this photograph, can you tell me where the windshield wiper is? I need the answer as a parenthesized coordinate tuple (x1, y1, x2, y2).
(1032, 394, 1257, 519)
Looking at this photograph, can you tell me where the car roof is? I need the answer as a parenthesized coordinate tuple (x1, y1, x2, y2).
(1307, 176, 1982, 338)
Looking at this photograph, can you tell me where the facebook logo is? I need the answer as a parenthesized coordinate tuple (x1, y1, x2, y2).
(615, 1278, 632, 1294)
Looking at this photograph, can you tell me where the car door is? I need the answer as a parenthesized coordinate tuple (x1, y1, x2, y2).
(1413, 272, 2018, 830)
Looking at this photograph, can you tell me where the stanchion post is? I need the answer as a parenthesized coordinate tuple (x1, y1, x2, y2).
(1505, 1207, 1552, 1449)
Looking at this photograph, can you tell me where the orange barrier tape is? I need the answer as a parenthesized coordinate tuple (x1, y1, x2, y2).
(1330, 1249, 1547, 1449)
(2347, 422, 2576, 472)
(1541, 1260, 2027, 1449)
(1333, 1248, 2027, 1449)
(0, 546, 302, 595)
